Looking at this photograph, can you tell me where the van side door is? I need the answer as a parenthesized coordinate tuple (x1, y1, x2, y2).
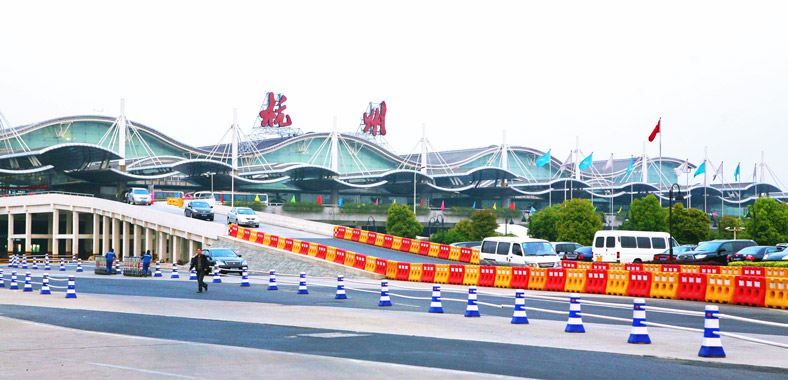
(510, 243, 524, 264)
(496, 242, 511, 264)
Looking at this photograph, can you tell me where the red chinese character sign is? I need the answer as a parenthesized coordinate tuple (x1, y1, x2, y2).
(362, 101, 386, 136)
(259, 92, 292, 128)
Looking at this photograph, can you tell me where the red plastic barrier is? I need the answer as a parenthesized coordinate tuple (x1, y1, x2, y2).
(367, 232, 377, 245)
(562, 261, 578, 269)
(351, 229, 361, 242)
(334, 249, 346, 264)
(741, 267, 765, 277)
(545, 268, 567, 292)
(661, 264, 681, 273)
(375, 258, 388, 275)
(625, 263, 643, 272)
(676, 272, 707, 301)
(422, 263, 436, 283)
(418, 241, 431, 255)
(354, 254, 367, 269)
(699, 266, 720, 275)
(584, 269, 608, 294)
(316, 245, 327, 259)
(229, 225, 239, 237)
(299, 241, 310, 254)
(334, 226, 346, 238)
(626, 271, 653, 298)
(396, 262, 411, 281)
(591, 262, 609, 270)
(284, 239, 294, 252)
(268, 235, 279, 247)
(242, 229, 251, 241)
(448, 264, 465, 285)
(459, 248, 472, 263)
(733, 275, 766, 307)
(478, 266, 496, 287)
(400, 238, 413, 253)
(255, 233, 266, 245)
(510, 267, 530, 289)
(382, 235, 394, 249)
(438, 245, 450, 259)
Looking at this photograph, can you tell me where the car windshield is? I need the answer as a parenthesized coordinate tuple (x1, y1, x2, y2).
(132, 189, 149, 195)
(522, 242, 556, 256)
(207, 249, 238, 258)
(695, 241, 722, 252)
(192, 201, 210, 208)
(237, 208, 255, 215)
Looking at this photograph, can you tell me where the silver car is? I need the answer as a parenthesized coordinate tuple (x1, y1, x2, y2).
(227, 207, 260, 228)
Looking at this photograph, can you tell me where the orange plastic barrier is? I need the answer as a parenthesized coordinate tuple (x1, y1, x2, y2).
(351, 228, 361, 242)
(262, 234, 272, 246)
(698, 265, 720, 275)
(564, 269, 587, 293)
(562, 261, 578, 269)
(448, 264, 466, 285)
(765, 277, 788, 310)
(733, 275, 766, 307)
(627, 271, 652, 298)
(459, 248, 472, 263)
(391, 236, 402, 251)
(650, 272, 679, 299)
(358, 230, 369, 244)
(364, 255, 377, 272)
(676, 272, 707, 301)
(463, 266, 480, 286)
(434, 264, 450, 284)
(325, 246, 336, 262)
(386, 260, 398, 279)
(680, 265, 699, 274)
(584, 269, 608, 294)
(374, 233, 385, 247)
(409, 241, 421, 254)
(591, 262, 609, 270)
(316, 245, 327, 259)
(396, 262, 411, 281)
(477, 266, 496, 287)
(545, 268, 567, 292)
(470, 250, 480, 265)
(606, 270, 629, 296)
(719, 267, 741, 276)
(609, 263, 626, 271)
(408, 263, 423, 282)
(343, 227, 353, 240)
(527, 268, 547, 290)
(494, 267, 512, 288)
(741, 267, 765, 277)
(427, 243, 440, 258)
(642, 264, 660, 273)
(705, 274, 735, 304)
(382, 234, 394, 249)
(344, 251, 356, 267)
(334, 249, 346, 264)
(438, 244, 451, 260)
(448, 246, 462, 261)
(375, 258, 388, 275)
(354, 254, 367, 270)
(577, 262, 592, 270)
(765, 267, 788, 278)
(510, 267, 530, 289)
(249, 231, 258, 242)
(625, 263, 643, 272)
(307, 243, 318, 257)
(422, 263, 436, 282)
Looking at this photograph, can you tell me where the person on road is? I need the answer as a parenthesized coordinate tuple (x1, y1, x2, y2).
(189, 248, 210, 293)
(142, 250, 152, 276)
(106, 248, 116, 275)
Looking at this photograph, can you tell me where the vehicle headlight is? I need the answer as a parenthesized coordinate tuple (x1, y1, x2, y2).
(527, 263, 539, 268)
(214, 260, 224, 265)
(694, 254, 707, 259)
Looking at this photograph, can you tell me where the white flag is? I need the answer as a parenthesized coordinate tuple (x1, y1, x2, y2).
(559, 151, 573, 172)
(604, 154, 614, 170)
(713, 162, 723, 181)
(753, 164, 757, 182)
(674, 159, 689, 176)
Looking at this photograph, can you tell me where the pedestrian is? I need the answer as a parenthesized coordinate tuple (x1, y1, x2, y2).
(106, 248, 116, 275)
(189, 248, 210, 293)
(142, 250, 152, 276)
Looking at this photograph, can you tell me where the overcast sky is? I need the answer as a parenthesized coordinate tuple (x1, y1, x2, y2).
(1, 1, 786, 187)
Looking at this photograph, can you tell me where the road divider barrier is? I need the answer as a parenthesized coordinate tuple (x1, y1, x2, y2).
(765, 277, 788, 309)
(650, 272, 679, 299)
(564, 269, 586, 293)
(545, 268, 567, 292)
(494, 266, 512, 288)
(527, 268, 547, 290)
(510, 267, 529, 289)
(706, 274, 735, 304)
(448, 265, 465, 285)
(584, 269, 607, 294)
(421, 263, 436, 283)
(677, 272, 707, 301)
(733, 276, 766, 307)
(464, 265, 481, 286)
(408, 263, 423, 282)
(606, 270, 629, 296)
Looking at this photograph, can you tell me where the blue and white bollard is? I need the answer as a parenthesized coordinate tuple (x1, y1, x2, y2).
(170, 263, 179, 279)
(297, 272, 308, 294)
(628, 298, 651, 344)
(115, 260, 122, 275)
(335, 275, 347, 299)
(23, 272, 33, 292)
(65, 275, 77, 299)
(7, 255, 13, 268)
(212, 266, 222, 283)
(0, 268, 4, 288)
(464, 286, 481, 317)
(378, 280, 391, 306)
(21, 255, 28, 269)
(32, 259, 39, 270)
(267, 270, 278, 290)
(59, 259, 66, 272)
(40, 273, 51, 295)
(240, 268, 250, 287)
(9, 271, 19, 290)
(76, 259, 83, 273)
(428, 285, 444, 313)
(511, 290, 529, 324)
(44, 257, 50, 271)
(72, 253, 76, 264)
(565, 296, 585, 333)
(153, 261, 162, 277)
(698, 305, 726, 357)
(189, 269, 197, 280)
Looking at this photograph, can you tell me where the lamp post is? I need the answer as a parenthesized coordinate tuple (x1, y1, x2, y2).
(504, 218, 514, 235)
(725, 226, 745, 240)
(668, 183, 685, 260)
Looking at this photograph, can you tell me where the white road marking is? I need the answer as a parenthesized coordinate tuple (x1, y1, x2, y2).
(85, 362, 212, 380)
(297, 332, 370, 338)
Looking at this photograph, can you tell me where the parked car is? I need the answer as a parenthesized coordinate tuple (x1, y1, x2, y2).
(551, 242, 583, 260)
(126, 187, 152, 205)
(764, 249, 788, 261)
(202, 248, 247, 274)
(450, 241, 482, 249)
(479, 237, 561, 268)
(592, 230, 678, 263)
(677, 240, 757, 264)
(729, 246, 784, 262)
(565, 246, 592, 262)
(653, 245, 697, 261)
(184, 201, 214, 221)
(227, 207, 260, 227)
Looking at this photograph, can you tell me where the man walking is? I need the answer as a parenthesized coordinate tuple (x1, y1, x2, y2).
(106, 248, 116, 275)
(189, 248, 210, 293)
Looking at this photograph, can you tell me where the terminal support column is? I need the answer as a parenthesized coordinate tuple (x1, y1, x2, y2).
(171, 235, 179, 264)
(47, 213, 53, 254)
(25, 212, 32, 255)
(71, 211, 79, 258)
(132, 223, 140, 257)
(157, 231, 165, 263)
(92, 213, 99, 256)
(52, 211, 60, 257)
(145, 226, 152, 254)
(102, 215, 109, 256)
(112, 218, 120, 258)
(6, 213, 13, 255)
(122, 220, 129, 259)
(65, 214, 72, 256)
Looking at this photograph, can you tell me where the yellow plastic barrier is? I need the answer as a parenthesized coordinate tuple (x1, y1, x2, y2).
(386, 260, 398, 279)
(606, 270, 629, 296)
(291, 239, 302, 253)
(249, 231, 258, 242)
(705, 274, 735, 304)
(650, 272, 679, 299)
(434, 264, 450, 284)
(642, 264, 661, 273)
(494, 267, 512, 288)
(527, 268, 547, 290)
(375, 234, 385, 247)
(343, 228, 353, 240)
(680, 265, 700, 273)
(765, 268, 788, 278)
(365, 255, 377, 272)
(577, 262, 592, 270)
(262, 234, 271, 246)
(409, 241, 421, 254)
(344, 251, 356, 267)
(391, 237, 402, 251)
(408, 263, 423, 282)
(428, 243, 440, 258)
(448, 246, 461, 261)
(463, 266, 480, 286)
(765, 277, 788, 310)
(326, 246, 336, 262)
(358, 230, 369, 244)
(276, 238, 286, 250)
(609, 263, 626, 271)
(719, 266, 741, 276)
(307, 243, 318, 257)
(565, 269, 587, 293)
(470, 250, 480, 265)
(236, 227, 245, 240)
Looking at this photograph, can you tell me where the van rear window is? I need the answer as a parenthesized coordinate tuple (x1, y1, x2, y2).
(606, 237, 615, 248)
(481, 241, 497, 254)
(636, 237, 651, 249)
(595, 237, 604, 248)
(621, 236, 636, 248)
(651, 238, 666, 249)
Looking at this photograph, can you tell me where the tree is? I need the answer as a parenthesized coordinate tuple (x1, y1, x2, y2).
(527, 205, 560, 242)
(469, 209, 498, 241)
(555, 199, 603, 246)
(745, 198, 788, 245)
(386, 204, 423, 238)
(718, 215, 746, 239)
(628, 195, 668, 232)
(454, 219, 473, 241)
(669, 203, 710, 244)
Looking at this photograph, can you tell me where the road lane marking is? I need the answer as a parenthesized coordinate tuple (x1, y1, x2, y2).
(86, 362, 212, 379)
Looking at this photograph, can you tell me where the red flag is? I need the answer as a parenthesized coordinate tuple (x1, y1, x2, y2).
(509, 202, 515, 210)
(220, 194, 224, 203)
(316, 195, 322, 205)
(418, 199, 423, 207)
(648, 119, 660, 142)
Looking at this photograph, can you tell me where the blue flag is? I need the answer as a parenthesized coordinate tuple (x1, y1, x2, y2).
(338, 197, 343, 207)
(625, 157, 633, 177)
(535, 150, 550, 168)
(578, 153, 593, 170)
(530, 206, 537, 213)
(471, 201, 476, 209)
(734, 163, 740, 182)
(694, 162, 706, 178)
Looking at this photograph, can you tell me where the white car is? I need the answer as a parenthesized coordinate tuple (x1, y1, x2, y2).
(227, 207, 260, 228)
(126, 188, 152, 205)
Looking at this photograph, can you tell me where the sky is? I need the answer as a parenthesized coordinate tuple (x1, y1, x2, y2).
(1, 1, 787, 188)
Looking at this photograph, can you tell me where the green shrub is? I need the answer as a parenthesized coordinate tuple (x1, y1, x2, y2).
(727, 261, 788, 268)
(222, 200, 267, 211)
(282, 201, 324, 213)
(492, 208, 522, 219)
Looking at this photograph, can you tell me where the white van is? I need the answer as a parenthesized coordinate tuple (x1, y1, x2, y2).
(591, 231, 678, 264)
(191, 191, 216, 207)
(479, 237, 561, 268)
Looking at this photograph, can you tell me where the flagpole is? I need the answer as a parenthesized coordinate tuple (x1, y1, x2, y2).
(659, 118, 663, 207)
(738, 162, 741, 218)
(549, 154, 552, 208)
(720, 161, 724, 218)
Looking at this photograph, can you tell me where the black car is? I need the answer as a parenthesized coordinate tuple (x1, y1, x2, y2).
(185, 201, 214, 221)
(677, 240, 757, 264)
(565, 246, 592, 262)
(727, 246, 783, 263)
(203, 248, 248, 274)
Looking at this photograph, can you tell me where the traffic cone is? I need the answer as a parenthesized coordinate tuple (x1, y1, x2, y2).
(23, 272, 33, 292)
(170, 263, 179, 279)
(7, 255, 13, 268)
(154, 261, 162, 277)
(0, 268, 4, 288)
(44, 257, 50, 271)
(628, 298, 651, 344)
(21, 255, 28, 269)
(212, 266, 222, 283)
(240, 268, 250, 287)
(565, 296, 585, 333)
(65, 275, 77, 299)
(32, 259, 38, 270)
(428, 285, 444, 313)
(465, 286, 481, 317)
(335, 275, 347, 299)
(59, 259, 65, 272)
(267, 270, 278, 290)
(76, 259, 83, 273)
(72, 253, 76, 263)
(297, 272, 308, 294)
(698, 305, 726, 357)
(378, 280, 391, 306)
(40, 273, 51, 295)
(115, 260, 122, 275)
(189, 269, 197, 280)
(9, 271, 19, 290)
(511, 290, 529, 324)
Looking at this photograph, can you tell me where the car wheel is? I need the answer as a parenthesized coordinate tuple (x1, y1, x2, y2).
(209, 217, 214, 221)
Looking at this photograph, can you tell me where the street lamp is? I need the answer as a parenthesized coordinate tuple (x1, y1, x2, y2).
(504, 218, 514, 235)
(725, 226, 745, 240)
(668, 183, 685, 260)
